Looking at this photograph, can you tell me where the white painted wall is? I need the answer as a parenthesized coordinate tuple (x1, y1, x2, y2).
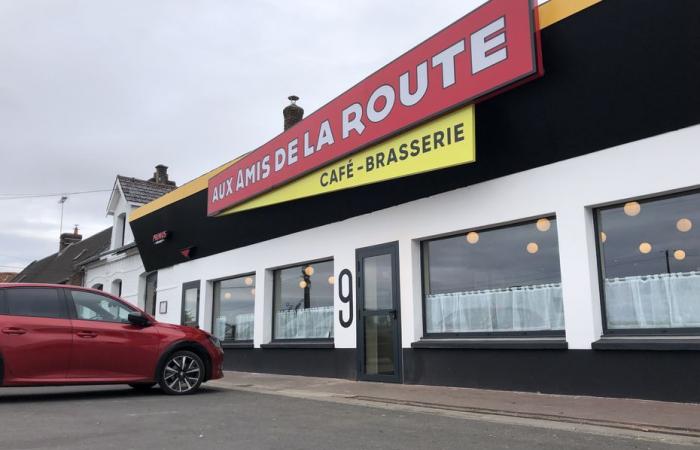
(84, 250, 148, 308)
(154, 124, 700, 350)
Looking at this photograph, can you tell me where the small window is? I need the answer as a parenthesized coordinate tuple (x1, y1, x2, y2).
(213, 274, 255, 342)
(273, 259, 334, 340)
(5, 288, 68, 319)
(422, 218, 564, 337)
(596, 191, 700, 333)
(181, 281, 200, 327)
(71, 290, 134, 323)
(144, 272, 158, 315)
(111, 279, 122, 297)
(92, 283, 104, 291)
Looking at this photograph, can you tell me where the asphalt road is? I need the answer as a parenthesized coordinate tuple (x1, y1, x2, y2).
(0, 385, 690, 450)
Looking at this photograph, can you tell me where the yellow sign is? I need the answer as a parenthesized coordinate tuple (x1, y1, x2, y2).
(223, 105, 475, 214)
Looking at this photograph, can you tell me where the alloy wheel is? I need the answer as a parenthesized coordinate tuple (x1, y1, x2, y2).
(162, 354, 202, 394)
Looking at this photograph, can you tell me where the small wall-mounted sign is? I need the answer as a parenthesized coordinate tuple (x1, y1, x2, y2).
(152, 230, 169, 245)
(159, 301, 168, 314)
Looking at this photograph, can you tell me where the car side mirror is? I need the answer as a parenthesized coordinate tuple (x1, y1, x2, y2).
(128, 312, 151, 327)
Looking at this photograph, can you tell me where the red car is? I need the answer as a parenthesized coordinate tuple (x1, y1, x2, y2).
(0, 283, 223, 395)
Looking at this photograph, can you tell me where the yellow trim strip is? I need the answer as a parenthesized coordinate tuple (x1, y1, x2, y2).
(128, 156, 243, 222)
(539, 0, 601, 29)
(129, 0, 602, 222)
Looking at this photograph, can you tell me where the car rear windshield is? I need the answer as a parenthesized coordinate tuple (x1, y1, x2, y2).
(2, 288, 68, 319)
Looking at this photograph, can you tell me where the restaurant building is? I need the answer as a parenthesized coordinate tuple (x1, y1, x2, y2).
(128, 0, 700, 402)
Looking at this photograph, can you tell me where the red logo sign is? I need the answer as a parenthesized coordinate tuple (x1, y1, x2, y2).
(208, 0, 540, 215)
(152, 231, 168, 245)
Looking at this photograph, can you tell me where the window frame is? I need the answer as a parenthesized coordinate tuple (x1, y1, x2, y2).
(593, 190, 700, 337)
(0, 286, 71, 320)
(211, 271, 256, 343)
(66, 288, 137, 324)
(271, 257, 335, 343)
(181, 280, 201, 328)
(420, 217, 565, 339)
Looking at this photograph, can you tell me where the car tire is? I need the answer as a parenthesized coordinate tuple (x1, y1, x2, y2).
(158, 350, 205, 395)
(129, 383, 156, 391)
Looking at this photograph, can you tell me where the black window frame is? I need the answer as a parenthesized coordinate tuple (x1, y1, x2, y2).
(420, 216, 565, 339)
(593, 189, 700, 337)
(0, 286, 71, 320)
(181, 280, 201, 328)
(211, 271, 256, 344)
(271, 257, 335, 343)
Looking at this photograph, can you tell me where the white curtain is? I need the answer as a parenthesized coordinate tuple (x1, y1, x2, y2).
(604, 271, 700, 329)
(214, 313, 254, 341)
(275, 306, 334, 339)
(426, 283, 564, 333)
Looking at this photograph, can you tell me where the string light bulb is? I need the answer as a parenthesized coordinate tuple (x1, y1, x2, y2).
(600, 231, 607, 243)
(251, 288, 256, 296)
(466, 231, 479, 244)
(623, 201, 641, 217)
(304, 266, 314, 276)
(526, 242, 539, 254)
(639, 242, 652, 254)
(223, 292, 232, 300)
(244, 276, 254, 286)
(677, 218, 693, 232)
(674, 249, 686, 261)
(328, 275, 335, 285)
(299, 280, 307, 289)
(536, 218, 551, 232)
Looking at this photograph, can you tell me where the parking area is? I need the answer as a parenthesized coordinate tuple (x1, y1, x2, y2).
(0, 384, 693, 450)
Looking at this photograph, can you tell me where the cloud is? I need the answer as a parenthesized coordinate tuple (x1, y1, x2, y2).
(0, 0, 483, 271)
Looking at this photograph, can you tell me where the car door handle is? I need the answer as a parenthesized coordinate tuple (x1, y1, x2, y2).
(76, 331, 98, 338)
(1, 327, 27, 335)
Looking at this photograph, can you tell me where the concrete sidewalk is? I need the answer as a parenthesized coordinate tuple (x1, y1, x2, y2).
(211, 371, 700, 439)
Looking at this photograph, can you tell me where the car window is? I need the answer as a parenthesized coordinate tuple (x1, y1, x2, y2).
(71, 290, 135, 323)
(5, 288, 68, 319)
(0, 289, 7, 314)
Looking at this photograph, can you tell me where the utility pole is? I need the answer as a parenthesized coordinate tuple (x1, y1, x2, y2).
(58, 195, 68, 240)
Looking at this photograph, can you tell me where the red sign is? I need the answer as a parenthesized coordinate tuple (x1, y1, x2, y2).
(208, 0, 540, 215)
(152, 231, 168, 245)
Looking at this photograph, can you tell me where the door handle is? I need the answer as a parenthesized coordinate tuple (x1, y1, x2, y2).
(1, 327, 27, 335)
(76, 331, 98, 338)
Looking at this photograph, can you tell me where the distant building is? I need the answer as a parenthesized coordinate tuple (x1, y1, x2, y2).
(0, 272, 18, 283)
(12, 227, 112, 285)
(81, 165, 176, 312)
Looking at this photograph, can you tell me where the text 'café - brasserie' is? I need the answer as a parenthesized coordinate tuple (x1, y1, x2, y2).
(128, 0, 700, 403)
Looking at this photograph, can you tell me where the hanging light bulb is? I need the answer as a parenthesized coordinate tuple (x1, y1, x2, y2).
(251, 288, 256, 296)
(677, 218, 693, 232)
(244, 276, 254, 286)
(674, 249, 686, 261)
(526, 242, 539, 254)
(623, 201, 641, 217)
(223, 292, 232, 300)
(536, 218, 551, 232)
(299, 280, 307, 289)
(304, 265, 314, 276)
(639, 242, 652, 254)
(328, 275, 335, 285)
(600, 231, 607, 243)
(466, 231, 479, 244)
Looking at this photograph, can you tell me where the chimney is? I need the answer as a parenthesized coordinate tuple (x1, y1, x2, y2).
(148, 165, 176, 186)
(283, 95, 304, 130)
(60, 225, 82, 251)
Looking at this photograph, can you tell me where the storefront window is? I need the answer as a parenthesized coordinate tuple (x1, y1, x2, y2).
(422, 218, 564, 336)
(596, 191, 700, 333)
(212, 274, 255, 342)
(273, 259, 334, 340)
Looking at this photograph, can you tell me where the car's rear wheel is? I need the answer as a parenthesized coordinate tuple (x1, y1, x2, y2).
(158, 350, 204, 395)
(129, 383, 156, 391)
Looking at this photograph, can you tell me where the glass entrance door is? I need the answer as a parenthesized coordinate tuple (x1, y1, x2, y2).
(356, 242, 401, 382)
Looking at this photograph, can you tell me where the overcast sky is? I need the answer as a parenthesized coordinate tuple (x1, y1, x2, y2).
(0, 0, 485, 273)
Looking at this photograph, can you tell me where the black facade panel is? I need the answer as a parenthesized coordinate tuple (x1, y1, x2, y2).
(132, 0, 700, 272)
(223, 348, 357, 380)
(403, 348, 700, 403)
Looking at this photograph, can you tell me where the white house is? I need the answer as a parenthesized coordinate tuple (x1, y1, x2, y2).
(82, 165, 176, 314)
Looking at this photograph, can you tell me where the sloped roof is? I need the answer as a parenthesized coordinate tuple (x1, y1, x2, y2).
(117, 176, 177, 205)
(0, 273, 17, 282)
(12, 227, 112, 284)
